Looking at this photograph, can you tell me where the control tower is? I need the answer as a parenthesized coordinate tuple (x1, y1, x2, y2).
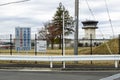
(82, 20, 98, 39)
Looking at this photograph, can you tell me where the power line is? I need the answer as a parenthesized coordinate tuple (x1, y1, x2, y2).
(104, 0, 114, 38)
(0, 0, 30, 6)
(85, 0, 96, 20)
(84, 0, 113, 54)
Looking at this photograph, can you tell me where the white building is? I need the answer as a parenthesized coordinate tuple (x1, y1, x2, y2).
(82, 20, 98, 39)
(80, 20, 105, 47)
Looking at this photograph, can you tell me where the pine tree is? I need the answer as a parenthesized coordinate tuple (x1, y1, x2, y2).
(52, 2, 74, 49)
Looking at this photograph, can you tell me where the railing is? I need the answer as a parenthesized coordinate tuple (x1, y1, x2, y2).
(0, 55, 120, 68)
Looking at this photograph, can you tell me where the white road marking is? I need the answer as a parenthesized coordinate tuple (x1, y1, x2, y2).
(100, 73, 120, 80)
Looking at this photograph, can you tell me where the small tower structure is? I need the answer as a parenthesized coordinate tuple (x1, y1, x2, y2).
(82, 20, 98, 39)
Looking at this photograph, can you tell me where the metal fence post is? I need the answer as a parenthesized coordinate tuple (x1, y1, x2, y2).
(115, 60, 118, 68)
(50, 61, 53, 68)
(10, 34, 12, 55)
(90, 34, 92, 55)
(35, 34, 37, 56)
(118, 34, 120, 55)
(90, 34, 92, 64)
(119, 34, 120, 64)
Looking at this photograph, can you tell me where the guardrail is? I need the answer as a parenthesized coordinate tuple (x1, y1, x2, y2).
(0, 55, 120, 68)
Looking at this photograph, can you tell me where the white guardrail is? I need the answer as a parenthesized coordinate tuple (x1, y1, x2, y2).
(0, 55, 120, 68)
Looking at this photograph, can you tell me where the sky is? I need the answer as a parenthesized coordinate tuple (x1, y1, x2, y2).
(0, 0, 120, 39)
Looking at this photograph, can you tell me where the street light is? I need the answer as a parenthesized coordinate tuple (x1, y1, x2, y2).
(59, 3, 65, 56)
(62, 6, 65, 56)
(59, 2, 66, 68)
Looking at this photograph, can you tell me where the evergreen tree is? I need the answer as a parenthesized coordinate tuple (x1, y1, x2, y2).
(52, 2, 74, 49)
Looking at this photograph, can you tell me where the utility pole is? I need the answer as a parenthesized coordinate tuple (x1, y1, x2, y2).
(62, 6, 65, 56)
(74, 0, 79, 55)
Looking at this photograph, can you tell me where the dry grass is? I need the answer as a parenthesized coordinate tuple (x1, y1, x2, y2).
(92, 39, 119, 54)
(78, 39, 119, 55)
(0, 39, 119, 55)
(0, 39, 119, 65)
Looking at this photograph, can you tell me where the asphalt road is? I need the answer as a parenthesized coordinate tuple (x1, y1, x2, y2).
(0, 70, 120, 80)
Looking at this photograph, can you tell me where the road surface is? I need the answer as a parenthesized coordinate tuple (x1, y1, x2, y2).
(0, 69, 120, 80)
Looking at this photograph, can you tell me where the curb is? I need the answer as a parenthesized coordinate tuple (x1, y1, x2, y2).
(0, 67, 120, 72)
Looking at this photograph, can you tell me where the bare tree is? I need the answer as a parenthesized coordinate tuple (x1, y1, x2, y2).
(38, 27, 47, 40)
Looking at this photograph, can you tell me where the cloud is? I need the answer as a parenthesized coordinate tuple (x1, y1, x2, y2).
(0, 0, 119, 39)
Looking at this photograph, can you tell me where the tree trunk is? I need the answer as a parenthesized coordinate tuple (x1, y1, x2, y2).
(59, 35, 62, 49)
(51, 39, 54, 49)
